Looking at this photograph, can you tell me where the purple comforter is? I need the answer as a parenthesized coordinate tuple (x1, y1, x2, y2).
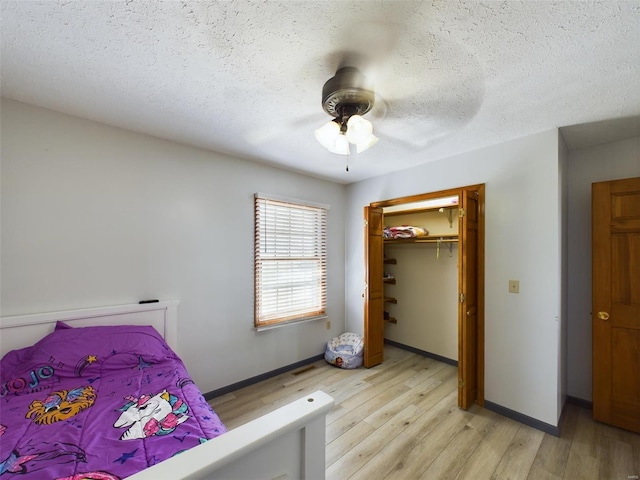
(0, 323, 226, 479)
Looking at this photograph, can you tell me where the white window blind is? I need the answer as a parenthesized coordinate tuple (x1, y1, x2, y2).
(254, 194, 328, 327)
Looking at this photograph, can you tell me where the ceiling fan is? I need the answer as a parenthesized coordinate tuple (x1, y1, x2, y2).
(244, 13, 484, 168)
(312, 35, 485, 162)
(314, 66, 379, 156)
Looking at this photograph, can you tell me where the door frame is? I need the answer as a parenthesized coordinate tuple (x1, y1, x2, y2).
(366, 184, 485, 407)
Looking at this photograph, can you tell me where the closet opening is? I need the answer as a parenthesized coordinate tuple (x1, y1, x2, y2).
(364, 184, 485, 409)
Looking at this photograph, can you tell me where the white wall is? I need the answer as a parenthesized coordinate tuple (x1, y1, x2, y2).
(346, 130, 563, 426)
(0, 99, 347, 393)
(566, 135, 640, 401)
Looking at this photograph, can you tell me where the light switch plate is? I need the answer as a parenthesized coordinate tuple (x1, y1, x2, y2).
(509, 280, 519, 293)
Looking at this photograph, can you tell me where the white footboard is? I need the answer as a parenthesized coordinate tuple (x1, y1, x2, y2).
(128, 390, 334, 480)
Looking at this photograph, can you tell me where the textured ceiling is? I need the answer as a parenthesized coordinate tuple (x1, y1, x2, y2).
(1, 1, 639, 183)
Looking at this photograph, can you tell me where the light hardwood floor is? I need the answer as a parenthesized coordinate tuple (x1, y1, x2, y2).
(209, 345, 640, 480)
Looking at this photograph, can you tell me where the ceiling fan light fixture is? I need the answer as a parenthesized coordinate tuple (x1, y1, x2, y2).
(356, 134, 378, 153)
(316, 67, 379, 160)
(328, 132, 350, 155)
(314, 119, 340, 149)
(345, 115, 373, 144)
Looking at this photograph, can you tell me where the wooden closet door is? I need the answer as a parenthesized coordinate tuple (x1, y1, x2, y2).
(364, 206, 384, 367)
(592, 177, 640, 433)
(458, 189, 479, 409)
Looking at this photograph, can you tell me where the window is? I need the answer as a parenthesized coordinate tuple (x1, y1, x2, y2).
(254, 193, 328, 328)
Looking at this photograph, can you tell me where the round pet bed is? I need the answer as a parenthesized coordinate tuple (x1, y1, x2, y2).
(324, 332, 364, 369)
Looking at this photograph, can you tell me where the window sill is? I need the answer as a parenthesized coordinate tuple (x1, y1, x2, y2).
(255, 315, 328, 332)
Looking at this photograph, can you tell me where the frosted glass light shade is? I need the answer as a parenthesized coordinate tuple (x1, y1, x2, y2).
(328, 133, 350, 155)
(356, 134, 378, 153)
(315, 121, 340, 149)
(345, 115, 373, 144)
(316, 114, 377, 155)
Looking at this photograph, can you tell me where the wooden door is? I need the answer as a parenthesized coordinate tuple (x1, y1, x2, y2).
(364, 206, 385, 367)
(458, 189, 479, 409)
(592, 177, 640, 433)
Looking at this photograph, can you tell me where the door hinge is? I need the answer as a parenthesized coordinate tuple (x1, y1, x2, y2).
(459, 293, 466, 303)
(364, 219, 368, 227)
(459, 208, 466, 218)
(458, 379, 465, 388)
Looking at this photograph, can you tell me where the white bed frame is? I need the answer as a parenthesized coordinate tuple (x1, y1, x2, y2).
(0, 302, 334, 480)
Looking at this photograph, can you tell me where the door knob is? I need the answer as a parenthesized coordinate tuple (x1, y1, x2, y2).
(597, 311, 610, 320)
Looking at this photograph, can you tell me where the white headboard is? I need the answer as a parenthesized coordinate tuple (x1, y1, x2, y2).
(0, 301, 179, 358)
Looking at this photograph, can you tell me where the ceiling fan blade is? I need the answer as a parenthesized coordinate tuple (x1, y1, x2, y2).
(325, 0, 424, 71)
(244, 114, 323, 147)
(326, 21, 404, 86)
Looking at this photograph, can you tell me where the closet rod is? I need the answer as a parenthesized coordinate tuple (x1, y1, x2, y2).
(411, 238, 458, 243)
